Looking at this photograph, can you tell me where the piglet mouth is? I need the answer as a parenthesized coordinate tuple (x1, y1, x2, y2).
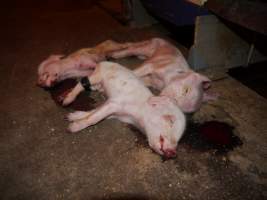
(159, 135, 177, 159)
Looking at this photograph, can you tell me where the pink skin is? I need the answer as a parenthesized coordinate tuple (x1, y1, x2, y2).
(66, 62, 186, 158)
(160, 135, 177, 158)
(109, 38, 217, 113)
(37, 40, 131, 88)
(160, 71, 217, 113)
(37, 54, 97, 87)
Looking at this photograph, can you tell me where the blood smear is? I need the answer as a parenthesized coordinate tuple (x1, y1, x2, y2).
(181, 120, 243, 154)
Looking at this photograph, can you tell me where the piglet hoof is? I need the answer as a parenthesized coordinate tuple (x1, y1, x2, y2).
(64, 115, 70, 121)
(65, 113, 75, 121)
(55, 89, 74, 106)
(62, 97, 73, 106)
(62, 91, 77, 106)
(68, 122, 82, 133)
(66, 111, 89, 121)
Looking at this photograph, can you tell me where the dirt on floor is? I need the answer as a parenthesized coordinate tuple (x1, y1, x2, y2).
(0, 1, 266, 199)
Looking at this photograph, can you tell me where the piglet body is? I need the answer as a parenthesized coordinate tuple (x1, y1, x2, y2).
(67, 61, 186, 158)
(110, 38, 216, 113)
(37, 40, 130, 87)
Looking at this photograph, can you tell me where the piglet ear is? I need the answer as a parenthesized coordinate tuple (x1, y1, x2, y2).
(48, 54, 65, 61)
(39, 54, 65, 69)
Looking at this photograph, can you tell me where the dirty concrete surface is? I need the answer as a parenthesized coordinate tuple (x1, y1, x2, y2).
(0, 1, 266, 199)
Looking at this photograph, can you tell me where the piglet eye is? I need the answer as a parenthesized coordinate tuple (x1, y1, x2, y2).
(160, 135, 164, 143)
(182, 86, 191, 96)
(177, 69, 185, 74)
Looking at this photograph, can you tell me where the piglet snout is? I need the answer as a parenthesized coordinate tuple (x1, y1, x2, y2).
(37, 79, 56, 88)
(163, 149, 177, 158)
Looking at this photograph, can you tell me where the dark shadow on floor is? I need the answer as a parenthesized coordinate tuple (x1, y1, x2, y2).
(228, 61, 267, 98)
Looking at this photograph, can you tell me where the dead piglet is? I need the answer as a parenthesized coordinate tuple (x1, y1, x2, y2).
(109, 38, 217, 113)
(66, 61, 186, 158)
(37, 40, 131, 88)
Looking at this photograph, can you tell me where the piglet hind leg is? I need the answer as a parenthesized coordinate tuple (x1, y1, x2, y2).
(67, 101, 118, 133)
(109, 41, 152, 59)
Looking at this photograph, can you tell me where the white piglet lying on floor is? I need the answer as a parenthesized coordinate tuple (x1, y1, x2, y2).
(110, 38, 217, 113)
(67, 61, 186, 158)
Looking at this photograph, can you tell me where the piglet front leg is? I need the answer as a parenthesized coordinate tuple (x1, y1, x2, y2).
(67, 101, 118, 132)
(62, 82, 85, 106)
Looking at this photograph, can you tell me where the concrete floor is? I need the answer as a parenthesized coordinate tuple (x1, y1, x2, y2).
(0, 1, 266, 199)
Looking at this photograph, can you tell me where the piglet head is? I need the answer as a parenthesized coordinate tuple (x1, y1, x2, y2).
(145, 96, 186, 159)
(161, 72, 212, 113)
(37, 55, 64, 88)
(149, 134, 178, 159)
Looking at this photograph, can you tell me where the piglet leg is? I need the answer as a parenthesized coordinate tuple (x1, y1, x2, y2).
(109, 41, 152, 59)
(67, 111, 92, 121)
(134, 63, 166, 89)
(62, 82, 85, 106)
(68, 101, 118, 132)
(134, 63, 152, 77)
